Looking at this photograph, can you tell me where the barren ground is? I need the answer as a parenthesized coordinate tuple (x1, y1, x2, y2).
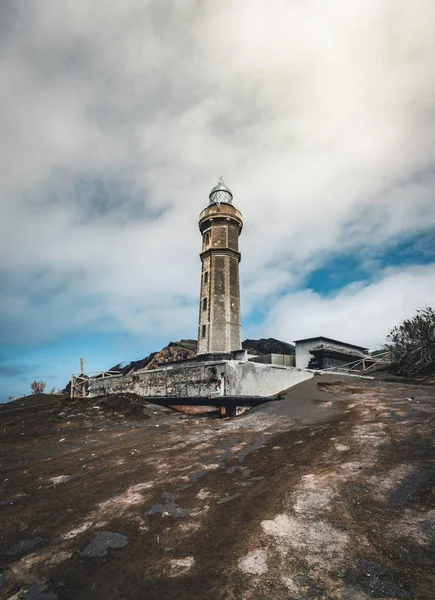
(0, 375, 434, 599)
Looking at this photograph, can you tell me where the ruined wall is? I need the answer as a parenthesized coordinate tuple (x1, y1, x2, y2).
(88, 361, 313, 398)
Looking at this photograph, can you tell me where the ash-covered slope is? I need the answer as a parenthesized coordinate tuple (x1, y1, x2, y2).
(1, 378, 434, 599)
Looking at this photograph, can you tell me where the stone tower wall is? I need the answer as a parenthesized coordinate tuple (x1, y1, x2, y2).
(197, 204, 243, 355)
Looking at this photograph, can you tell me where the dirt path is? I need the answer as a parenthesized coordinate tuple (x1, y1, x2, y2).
(0, 377, 434, 599)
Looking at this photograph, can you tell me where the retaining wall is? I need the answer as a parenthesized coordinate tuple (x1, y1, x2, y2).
(87, 360, 312, 398)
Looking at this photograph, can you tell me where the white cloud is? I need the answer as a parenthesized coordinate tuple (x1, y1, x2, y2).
(254, 263, 435, 349)
(0, 0, 435, 346)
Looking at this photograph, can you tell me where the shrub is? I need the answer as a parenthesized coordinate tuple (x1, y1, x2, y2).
(386, 307, 435, 376)
(30, 380, 46, 394)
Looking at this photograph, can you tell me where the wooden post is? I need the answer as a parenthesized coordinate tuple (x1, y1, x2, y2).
(80, 358, 85, 397)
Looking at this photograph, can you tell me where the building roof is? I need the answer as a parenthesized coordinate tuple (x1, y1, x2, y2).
(293, 336, 369, 352)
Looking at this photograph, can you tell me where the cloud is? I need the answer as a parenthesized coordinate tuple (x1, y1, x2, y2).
(0, 364, 31, 378)
(254, 263, 435, 349)
(0, 0, 435, 347)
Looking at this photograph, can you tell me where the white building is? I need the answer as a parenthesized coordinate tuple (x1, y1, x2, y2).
(294, 337, 369, 370)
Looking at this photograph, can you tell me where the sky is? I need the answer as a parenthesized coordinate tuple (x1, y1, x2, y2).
(1, 0, 435, 401)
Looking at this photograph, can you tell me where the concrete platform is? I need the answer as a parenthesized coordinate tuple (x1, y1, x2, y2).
(88, 359, 313, 399)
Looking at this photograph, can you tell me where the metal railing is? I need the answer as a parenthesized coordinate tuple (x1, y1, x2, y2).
(320, 351, 391, 374)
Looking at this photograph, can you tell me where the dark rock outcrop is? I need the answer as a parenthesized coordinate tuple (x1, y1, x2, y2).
(242, 338, 295, 356)
(110, 340, 198, 376)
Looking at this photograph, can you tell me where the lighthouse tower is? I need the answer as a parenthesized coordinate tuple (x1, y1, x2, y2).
(197, 178, 243, 356)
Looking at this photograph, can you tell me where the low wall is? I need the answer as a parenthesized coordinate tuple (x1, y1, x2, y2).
(88, 361, 226, 398)
(224, 361, 311, 396)
(248, 353, 295, 367)
(87, 360, 312, 399)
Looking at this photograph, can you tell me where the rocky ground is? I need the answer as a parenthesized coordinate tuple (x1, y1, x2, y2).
(0, 375, 434, 599)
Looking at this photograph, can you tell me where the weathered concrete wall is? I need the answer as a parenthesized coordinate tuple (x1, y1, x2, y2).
(224, 362, 312, 396)
(295, 340, 315, 369)
(88, 361, 313, 398)
(88, 362, 226, 398)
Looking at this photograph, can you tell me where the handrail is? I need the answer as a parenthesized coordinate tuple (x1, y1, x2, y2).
(70, 370, 121, 398)
(71, 370, 122, 376)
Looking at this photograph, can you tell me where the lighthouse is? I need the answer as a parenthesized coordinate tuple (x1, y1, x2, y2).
(87, 177, 313, 401)
(197, 178, 243, 356)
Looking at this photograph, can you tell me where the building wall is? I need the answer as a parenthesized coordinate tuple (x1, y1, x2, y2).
(248, 353, 295, 367)
(295, 338, 366, 369)
(88, 361, 312, 398)
(295, 340, 316, 369)
(228, 253, 241, 352)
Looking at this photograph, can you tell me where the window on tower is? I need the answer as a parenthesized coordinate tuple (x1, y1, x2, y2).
(202, 325, 206, 338)
(205, 232, 210, 245)
(204, 271, 209, 284)
(203, 297, 207, 311)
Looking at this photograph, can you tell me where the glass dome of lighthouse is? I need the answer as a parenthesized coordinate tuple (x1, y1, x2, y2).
(209, 176, 233, 205)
